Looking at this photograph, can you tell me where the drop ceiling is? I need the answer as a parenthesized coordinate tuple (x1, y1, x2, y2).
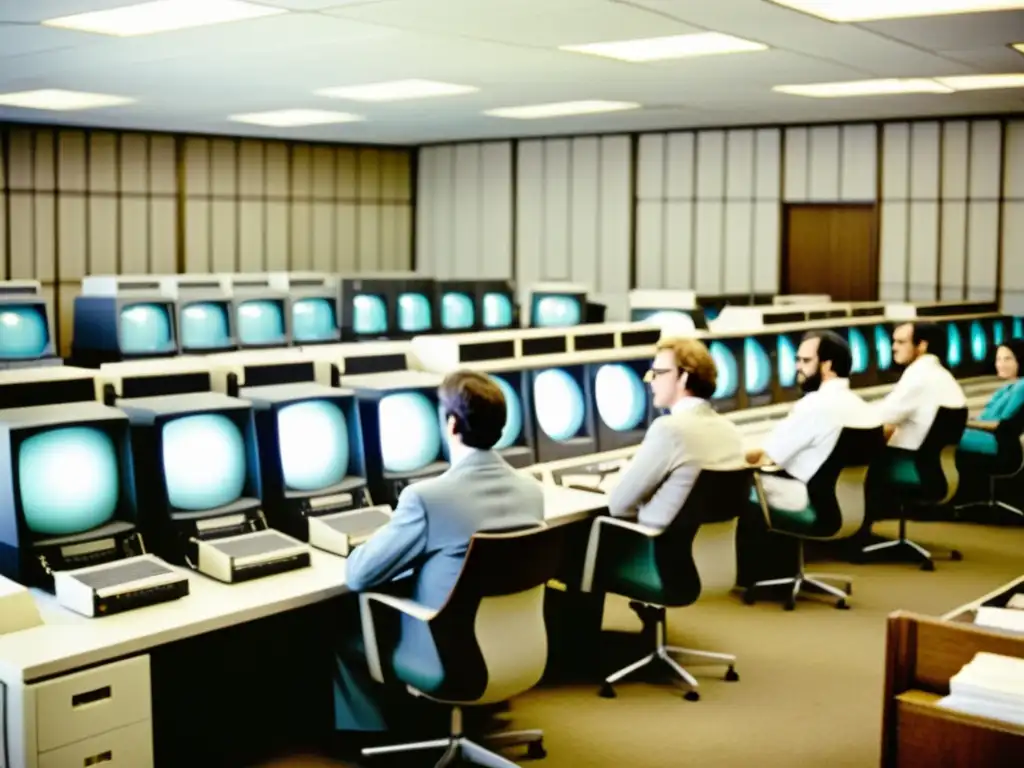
(0, 0, 1022, 145)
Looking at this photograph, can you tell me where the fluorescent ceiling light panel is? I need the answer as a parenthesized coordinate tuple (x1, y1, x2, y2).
(229, 109, 364, 127)
(1012, 43, 1024, 54)
(316, 79, 478, 102)
(0, 89, 134, 111)
(560, 32, 767, 62)
(773, 78, 954, 97)
(937, 73, 1024, 89)
(43, 0, 286, 37)
(768, 0, 1024, 22)
(484, 100, 641, 119)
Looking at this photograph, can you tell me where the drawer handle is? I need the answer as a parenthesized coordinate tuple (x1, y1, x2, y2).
(84, 750, 112, 766)
(72, 686, 111, 708)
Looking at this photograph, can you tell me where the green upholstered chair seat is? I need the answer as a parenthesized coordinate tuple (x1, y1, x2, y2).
(880, 453, 922, 488)
(746, 485, 823, 536)
(959, 428, 998, 457)
(600, 534, 676, 607)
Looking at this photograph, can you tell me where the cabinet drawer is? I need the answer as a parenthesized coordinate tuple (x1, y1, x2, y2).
(38, 720, 153, 768)
(34, 656, 151, 753)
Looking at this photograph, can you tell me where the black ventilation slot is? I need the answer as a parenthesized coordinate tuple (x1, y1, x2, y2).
(522, 337, 567, 356)
(459, 340, 515, 362)
(122, 372, 211, 399)
(574, 333, 614, 352)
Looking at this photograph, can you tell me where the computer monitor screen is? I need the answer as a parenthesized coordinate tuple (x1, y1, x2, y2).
(947, 323, 962, 368)
(237, 299, 286, 346)
(744, 339, 771, 396)
(704, 307, 721, 322)
(120, 303, 174, 355)
(630, 309, 696, 333)
(441, 292, 475, 331)
(970, 320, 987, 363)
(491, 375, 523, 449)
(353, 294, 388, 335)
(533, 295, 582, 328)
(874, 326, 893, 371)
(533, 368, 586, 440)
(1014, 317, 1023, 338)
(849, 328, 869, 375)
(777, 336, 797, 388)
(278, 400, 348, 492)
(378, 391, 442, 473)
(180, 301, 231, 350)
(482, 293, 514, 329)
(292, 297, 337, 343)
(18, 426, 119, 536)
(0, 305, 49, 359)
(162, 414, 247, 511)
(993, 319, 1006, 347)
(710, 342, 738, 399)
(593, 363, 647, 432)
(398, 292, 432, 333)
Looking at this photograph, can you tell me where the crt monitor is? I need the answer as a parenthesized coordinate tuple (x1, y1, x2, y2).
(244, 382, 369, 541)
(117, 392, 263, 566)
(526, 283, 588, 329)
(72, 295, 178, 367)
(873, 323, 898, 384)
(229, 277, 290, 350)
(436, 280, 477, 332)
(707, 338, 743, 413)
(394, 276, 437, 337)
(0, 281, 56, 367)
(843, 325, 874, 389)
(339, 275, 396, 341)
(478, 280, 517, 330)
(586, 355, 652, 453)
(266, 272, 341, 346)
(526, 362, 597, 463)
(743, 335, 775, 409)
(629, 308, 705, 333)
(0, 401, 141, 590)
(345, 370, 449, 506)
(161, 276, 236, 355)
(774, 331, 803, 403)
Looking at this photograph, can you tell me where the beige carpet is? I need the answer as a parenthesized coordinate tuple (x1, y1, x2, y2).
(259, 517, 1024, 768)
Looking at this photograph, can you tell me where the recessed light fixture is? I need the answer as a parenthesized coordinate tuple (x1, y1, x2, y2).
(1012, 43, 1024, 54)
(43, 0, 286, 37)
(936, 73, 1024, 90)
(316, 79, 478, 102)
(560, 32, 767, 62)
(773, 79, 954, 97)
(0, 89, 135, 111)
(768, 0, 1024, 22)
(484, 100, 641, 119)
(228, 109, 364, 127)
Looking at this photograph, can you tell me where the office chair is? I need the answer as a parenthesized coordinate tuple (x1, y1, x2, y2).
(861, 406, 968, 571)
(359, 524, 560, 768)
(744, 426, 886, 611)
(954, 416, 1024, 521)
(580, 467, 751, 701)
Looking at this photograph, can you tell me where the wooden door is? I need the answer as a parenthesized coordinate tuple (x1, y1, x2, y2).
(783, 204, 878, 301)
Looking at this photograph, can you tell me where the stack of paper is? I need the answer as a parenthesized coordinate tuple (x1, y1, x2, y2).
(974, 606, 1024, 635)
(938, 652, 1024, 727)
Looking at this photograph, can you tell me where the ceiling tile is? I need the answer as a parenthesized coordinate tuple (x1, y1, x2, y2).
(0, 1, 146, 24)
(860, 11, 1024, 51)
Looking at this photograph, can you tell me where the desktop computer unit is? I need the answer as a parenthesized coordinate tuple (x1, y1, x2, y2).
(73, 276, 179, 367)
(96, 357, 215, 405)
(706, 337, 745, 413)
(628, 289, 707, 332)
(227, 275, 292, 350)
(0, 401, 188, 616)
(267, 272, 343, 345)
(525, 282, 588, 329)
(160, 275, 237, 355)
(743, 335, 776, 409)
(207, 348, 319, 397)
(393, 275, 437, 338)
(525, 358, 598, 464)
(0, 280, 60, 370)
(586, 351, 653, 453)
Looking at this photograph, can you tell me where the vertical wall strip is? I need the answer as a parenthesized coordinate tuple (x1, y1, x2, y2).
(174, 135, 186, 274)
(995, 118, 1008, 302)
(51, 130, 61, 351)
(935, 123, 945, 300)
(962, 122, 974, 300)
(689, 131, 698, 288)
(509, 140, 519, 287)
(409, 147, 419, 272)
(626, 133, 637, 290)
(84, 130, 93, 275)
(233, 138, 241, 273)
(114, 132, 123, 273)
(904, 124, 913, 301)
(874, 124, 884, 300)
(1, 128, 10, 279)
(144, 134, 153, 273)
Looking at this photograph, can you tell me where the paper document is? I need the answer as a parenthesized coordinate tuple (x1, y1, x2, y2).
(974, 607, 1024, 635)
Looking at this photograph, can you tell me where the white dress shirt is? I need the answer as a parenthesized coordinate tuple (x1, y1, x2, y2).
(877, 354, 966, 450)
(760, 378, 880, 511)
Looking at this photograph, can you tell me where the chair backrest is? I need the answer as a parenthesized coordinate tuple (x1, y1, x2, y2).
(652, 466, 753, 606)
(427, 523, 563, 705)
(805, 426, 887, 539)
(915, 406, 968, 504)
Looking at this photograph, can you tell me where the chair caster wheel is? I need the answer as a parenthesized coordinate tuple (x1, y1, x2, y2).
(845, 583, 853, 595)
(920, 560, 935, 572)
(526, 742, 546, 760)
(724, 666, 740, 682)
(683, 690, 700, 702)
(742, 589, 756, 605)
(784, 597, 796, 611)
(951, 550, 963, 561)
(835, 599, 850, 610)
(598, 682, 616, 699)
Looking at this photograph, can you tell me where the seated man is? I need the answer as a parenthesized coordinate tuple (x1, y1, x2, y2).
(335, 370, 545, 734)
(608, 336, 744, 528)
(746, 331, 880, 512)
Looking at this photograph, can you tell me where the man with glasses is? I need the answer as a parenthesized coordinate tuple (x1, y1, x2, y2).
(608, 336, 744, 528)
(745, 330, 879, 510)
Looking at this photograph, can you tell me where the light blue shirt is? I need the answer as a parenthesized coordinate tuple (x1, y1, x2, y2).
(960, 379, 1024, 455)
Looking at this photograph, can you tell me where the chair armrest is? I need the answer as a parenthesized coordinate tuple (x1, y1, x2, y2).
(580, 516, 660, 594)
(358, 592, 438, 683)
(749, 473, 772, 527)
(967, 420, 1000, 433)
(754, 464, 784, 474)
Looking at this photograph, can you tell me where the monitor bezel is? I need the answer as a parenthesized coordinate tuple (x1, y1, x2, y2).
(0, 296, 56, 362)
(288, 287, 343, 346)
(232, 293, 292, 351)
(585, 356, 653, 454)
(528, 290, 587, 330)
(526, 363, 598, 464)
(176, 295, 238, 354)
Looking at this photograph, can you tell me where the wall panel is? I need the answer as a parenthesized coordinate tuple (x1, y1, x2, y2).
(840, 124, 876, 200)
(783, 127, 808, 202)
(480, 142, 513, 279)
(808, 126, 840, 201)
(543, 139, 572, 281)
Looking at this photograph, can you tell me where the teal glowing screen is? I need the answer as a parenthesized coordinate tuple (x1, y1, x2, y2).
(849, 329, 868, 374)
(0, 305, 48, 359)
(441, 293, 475, 330)
(353, 294, 387, 335)
(710, 342, 738, 399)
(595, 364, 647, 432)
(533, 296, 582, 328)
(947, 324, 962, 367)
(482, 293, 513, 328)
(1015, 318, 1023, 338)
(278, 400, 348, 492)
(491, 375, 523, 449)
(292, 298, 337, 343)
(533, 369, 585, 441)
(180, 302, 231, 350)
(18, 427, 119, 536)
(744, 340, 771, 395)
(875, 327, 893, 371)
(119, 303, 174, 354)
(970, 321, 987, 363)
(993, 321, 1006, 347)
(379, 392, 441, 473)
(778, 337, 797, 388)
(398, 293, 432, 333)
(163, 414, 247, 511)
(237, 300, 286, 346)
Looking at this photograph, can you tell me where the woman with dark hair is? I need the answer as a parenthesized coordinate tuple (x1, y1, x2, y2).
(960, 338, 1024, 455)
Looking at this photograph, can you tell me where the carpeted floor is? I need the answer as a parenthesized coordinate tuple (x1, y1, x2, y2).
(258, 515, 1024, 768)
